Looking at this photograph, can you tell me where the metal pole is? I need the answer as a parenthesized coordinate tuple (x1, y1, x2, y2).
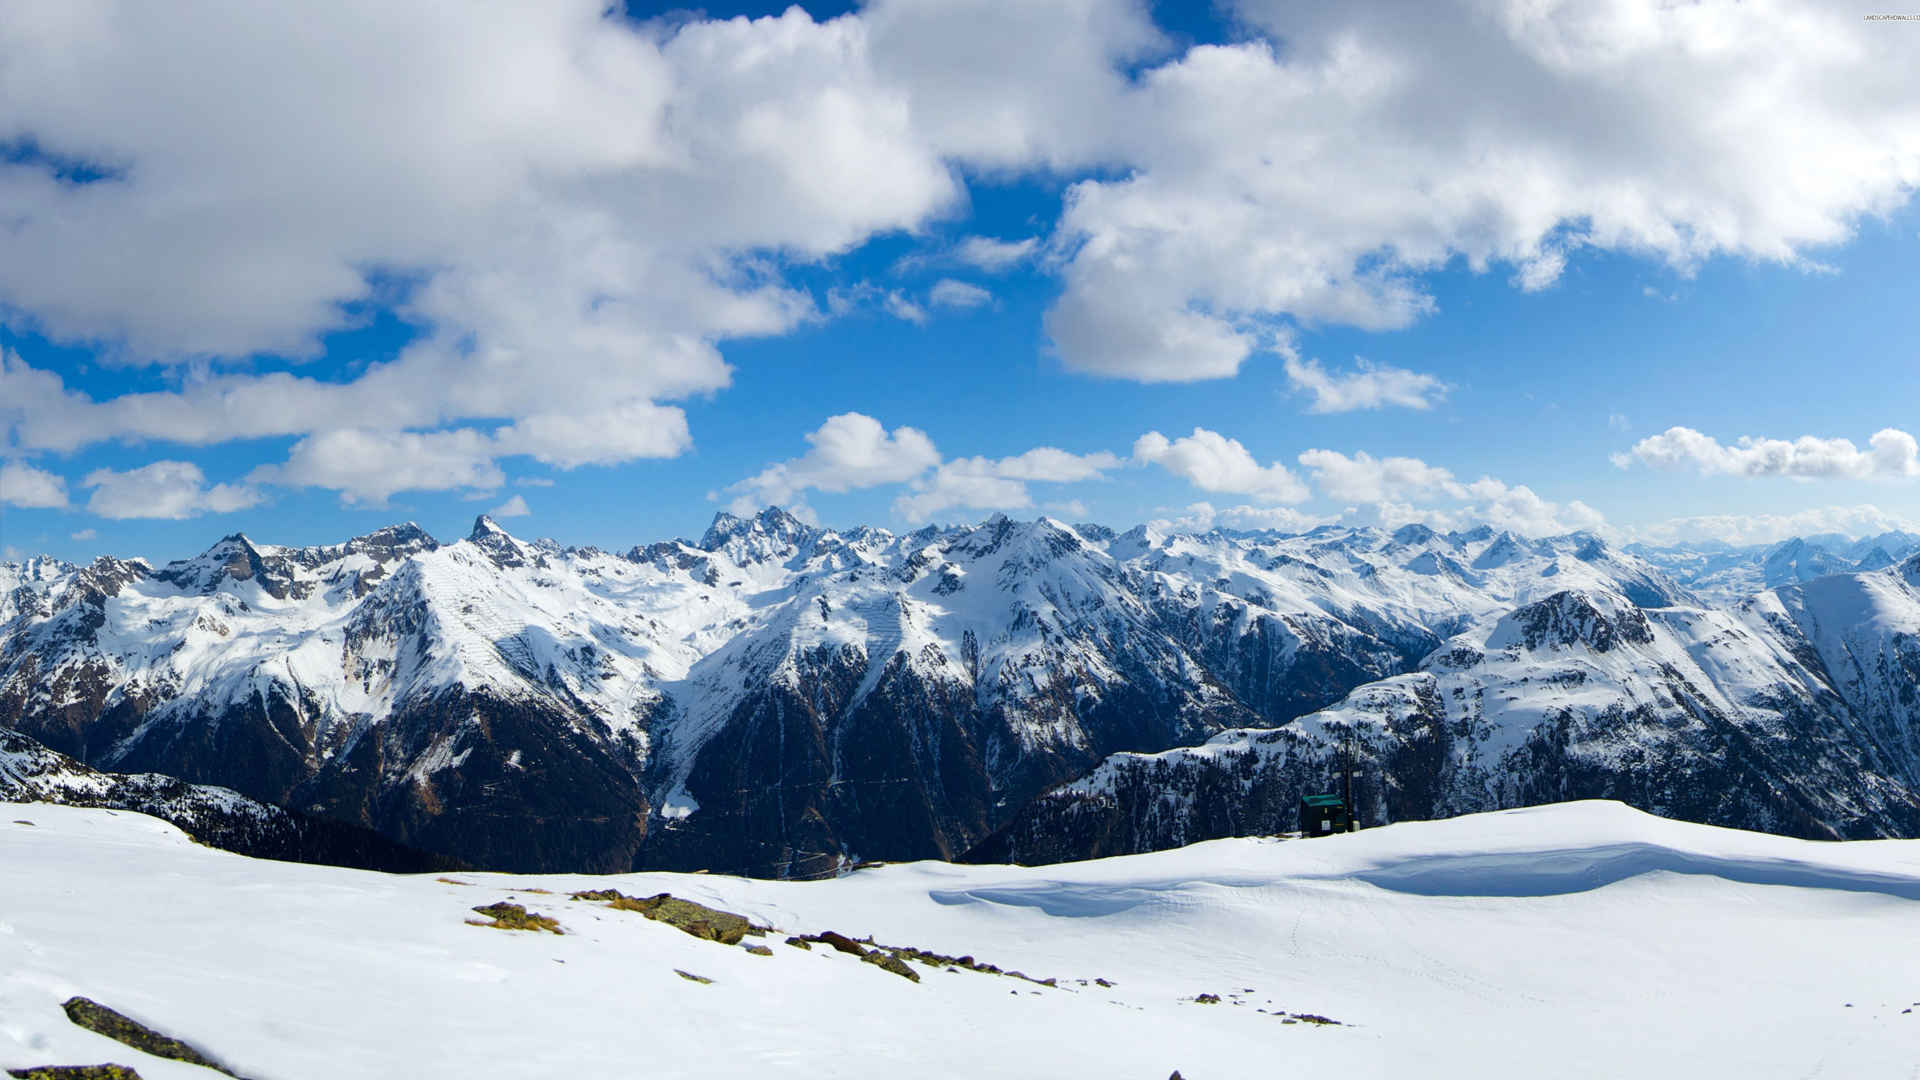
(1343, 725, 1357, 832)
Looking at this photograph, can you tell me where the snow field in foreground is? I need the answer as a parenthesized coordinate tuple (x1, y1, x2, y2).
(2, 800, 1918, 1079)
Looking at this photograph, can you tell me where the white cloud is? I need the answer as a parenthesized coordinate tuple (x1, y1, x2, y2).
(3, 0, 1916, 491)
(251, 429, 503, 505)
(929, 279, 993, 310)
(492, 401, 691, 469)
(727, 414, 1122, 524)
(1132, 428, 1309, 503)
(1046, 285, 1259, 383)
(0, 3, 981, 482)
(1283, 356, 1446, 414)
(1, 460, 68, 508)
(1458, 477, 1607, 538)
(1297, 449, 1465, 504)
(1620, 426, 1920, 479)
(826, 283, 929, 325)
(726, 413, 942, 514)
(515, 476, 555, 487)
(489, 494, 531, 519)
(1153, 501, 1332, 534)
(1044, 499, 1090, 519)
(70, 528, 97, 541)
(953, 236, 1038, 272)
(83, 461, 261, 520)
(1043, 2, 1920, 380)
(1510, 247, 1568, 292)
(1292, 447, 1604, 538)
(883, 291, 928, 326)
(1634, 504, 1917, 547)
(1608, 412, 1631, 433)
(894, 447, 1120, 523)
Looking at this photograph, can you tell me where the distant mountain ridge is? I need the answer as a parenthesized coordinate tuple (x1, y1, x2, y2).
(3, 510, 1916, 874)
(1629, 530, 1920, 605)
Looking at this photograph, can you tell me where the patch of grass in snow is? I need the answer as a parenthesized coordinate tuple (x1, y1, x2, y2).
(859, 951, 920, 982)
(793, 932, 1060, 988)
(59, 997, 250, 1078)
(673, 969, 712, 984)
(467, 902, 564, 934)
(567, 889, 749, 944)
(8, 1060, 145, 1068)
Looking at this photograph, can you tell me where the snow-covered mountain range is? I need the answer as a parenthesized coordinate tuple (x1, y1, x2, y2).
(4, 509, 1917, 873)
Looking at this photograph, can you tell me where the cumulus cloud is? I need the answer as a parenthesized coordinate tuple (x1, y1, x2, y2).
(953, 236, 1038, 272)
(0, 460, 67, 508)
(1152, 501, 1333, 534)
(1297, 449, 1464, 504)
(1132, 428, 1309, 503)
(70, 528, 97, 541)
(894, 447, 1121, 522)
(929, 279, 993, 310)
(0, 2, 996, 492)
(489, 494, 531, 519)
(492, 401, 692, 469)
(1299, 447, 1604, 537)
(4, 0, 1917, 499)
(1634, 504, 1917, 547)
(1284, 357, 1446, 413)
(725, 414, 1121, 524)
(83, 461, 261, 520)
(1456, 477, 1606, 538)
(1044, 1, 1920, 380)
(725, 413, 942, 515)
(250, 429, 503, 505)
(1618, 426, 1920, 479)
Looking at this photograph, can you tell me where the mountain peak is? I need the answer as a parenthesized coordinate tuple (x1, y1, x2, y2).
(1390, 523, 1437, 547)
(467, 514, 533, 568)
(1488, 589, 1654, 654)
(359, 521, 435, 546)
(699, 505, 813, 557)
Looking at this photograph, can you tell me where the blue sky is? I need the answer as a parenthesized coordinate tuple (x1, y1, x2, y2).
(3, 0, 1918, 564)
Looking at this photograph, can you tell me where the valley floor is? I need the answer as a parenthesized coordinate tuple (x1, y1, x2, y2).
(2, 801, 1917, 1079)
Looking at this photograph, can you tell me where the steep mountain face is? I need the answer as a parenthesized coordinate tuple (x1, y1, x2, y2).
(0, 510, 1698, 874)
(974, 574, 1920, 864)
(0, 726, 449, 871)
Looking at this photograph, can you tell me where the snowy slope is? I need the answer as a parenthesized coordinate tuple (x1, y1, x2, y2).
(2, 802, 1917, 1079)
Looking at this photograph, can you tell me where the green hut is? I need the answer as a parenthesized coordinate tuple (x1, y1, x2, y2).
(1299, 793, 1351, 837)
